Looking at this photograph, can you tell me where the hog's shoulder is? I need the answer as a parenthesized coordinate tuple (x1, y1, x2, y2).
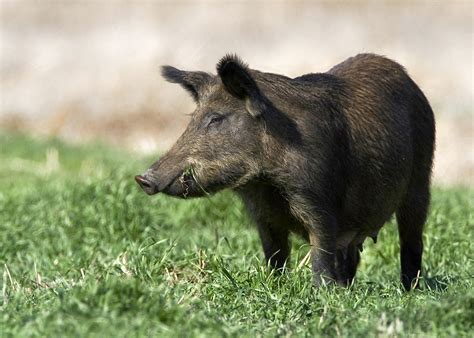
(253, 69, 347, 101)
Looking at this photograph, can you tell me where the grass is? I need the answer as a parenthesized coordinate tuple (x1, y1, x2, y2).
(0, 132, 473, 337)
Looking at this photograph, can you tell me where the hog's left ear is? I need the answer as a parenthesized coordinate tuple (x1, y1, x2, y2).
(161, 66, 212, 102)
(217, 54, 264, 117)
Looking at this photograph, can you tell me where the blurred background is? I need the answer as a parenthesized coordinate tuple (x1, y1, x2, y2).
(0, 0, 472, 185)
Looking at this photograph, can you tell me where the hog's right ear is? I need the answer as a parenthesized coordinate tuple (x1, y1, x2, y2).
(161, 66, 212, 102)
(217, 54, 265, 117)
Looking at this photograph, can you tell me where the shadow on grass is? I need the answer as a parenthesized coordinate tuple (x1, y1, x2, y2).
(420, 273, 458, 292)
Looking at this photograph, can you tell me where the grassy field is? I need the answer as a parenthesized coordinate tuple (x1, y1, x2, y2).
(0, 132, 473, 337)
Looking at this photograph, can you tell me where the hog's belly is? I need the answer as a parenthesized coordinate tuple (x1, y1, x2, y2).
(337, 174, 409, 248)
(336, 227, 383, 249)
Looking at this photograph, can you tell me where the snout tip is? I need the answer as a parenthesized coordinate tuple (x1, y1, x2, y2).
(135, 175, 158, 195)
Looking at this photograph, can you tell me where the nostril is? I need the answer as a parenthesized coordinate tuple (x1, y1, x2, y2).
(135, 175, 159, 195)
(141, 179, 152, 188)
(135, 175, 143, 184)
(135, 175, 151, 188)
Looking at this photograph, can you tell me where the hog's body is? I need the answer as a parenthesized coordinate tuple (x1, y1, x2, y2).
(136, 53, 435, 290)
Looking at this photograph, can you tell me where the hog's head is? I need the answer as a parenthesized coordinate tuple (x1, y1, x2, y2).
(135, 55, 269, 198)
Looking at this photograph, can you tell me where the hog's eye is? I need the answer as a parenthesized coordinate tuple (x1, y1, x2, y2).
(206, 114, 225, 128)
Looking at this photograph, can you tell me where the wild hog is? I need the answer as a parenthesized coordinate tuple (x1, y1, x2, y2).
(135, 53, 435, 290)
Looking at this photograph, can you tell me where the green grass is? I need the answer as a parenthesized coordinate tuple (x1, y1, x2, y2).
(0, 132, 473, 337)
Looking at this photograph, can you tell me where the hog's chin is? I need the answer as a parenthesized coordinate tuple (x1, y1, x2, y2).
(161, 176, 209, 199)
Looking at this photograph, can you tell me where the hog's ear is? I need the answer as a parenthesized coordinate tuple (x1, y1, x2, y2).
(161, 66, 212, 102)
(217, 54, 264, 117)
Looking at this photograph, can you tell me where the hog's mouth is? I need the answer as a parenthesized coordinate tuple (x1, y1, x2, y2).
(135, 169, 207, 198)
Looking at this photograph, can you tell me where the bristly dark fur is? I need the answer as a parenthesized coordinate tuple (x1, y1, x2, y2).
(138, 53, 436, 291)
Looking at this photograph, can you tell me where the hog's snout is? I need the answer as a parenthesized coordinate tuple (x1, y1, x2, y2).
(134, 175, 159, 195)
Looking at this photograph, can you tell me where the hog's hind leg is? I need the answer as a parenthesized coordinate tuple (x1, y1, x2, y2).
(396, 179, 430, 290)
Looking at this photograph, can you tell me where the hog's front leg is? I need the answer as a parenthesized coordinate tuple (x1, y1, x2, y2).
(308, 227, 337, 285)
(289, 197, 338, 285)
